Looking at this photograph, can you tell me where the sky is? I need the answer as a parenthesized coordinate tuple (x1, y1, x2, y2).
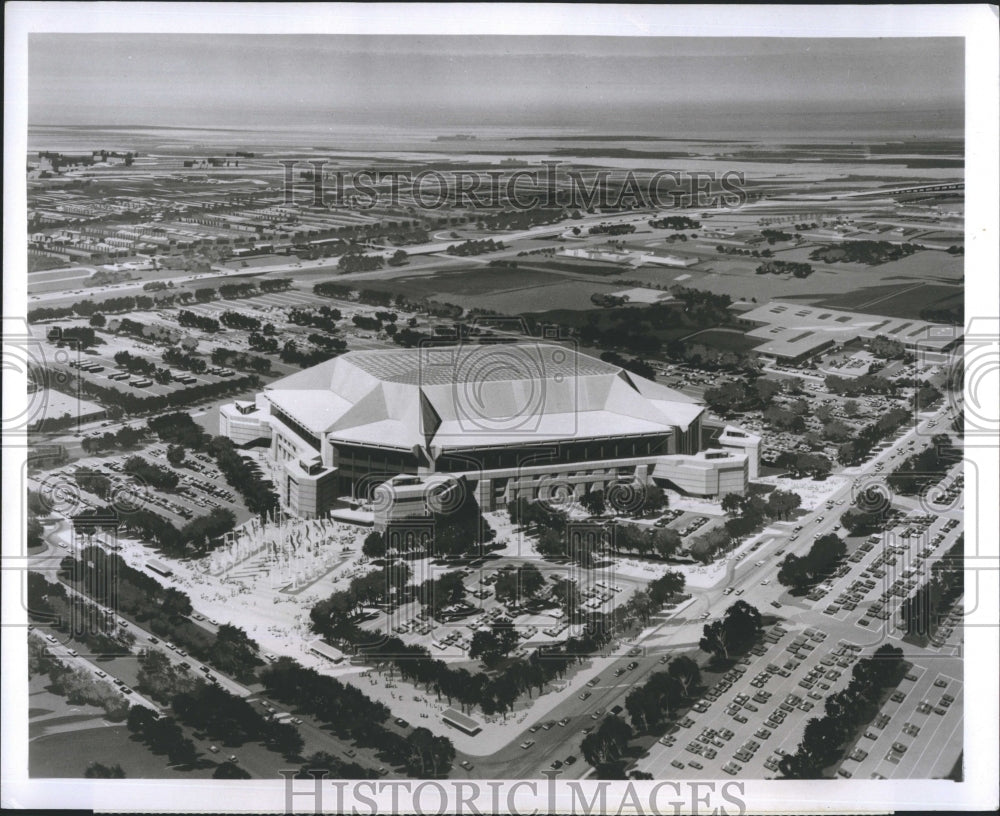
(28, 35, 964, 132)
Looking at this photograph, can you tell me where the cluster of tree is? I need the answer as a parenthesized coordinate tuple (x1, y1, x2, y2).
(219, 311, 261, 332)
(113, 350, 157, 377)
(288, 306, 342, 333)
(260, 657, 455, 777)
(135, 647, 203, 703)
(493, 564, 546, 607)
(684, 526, 731, 564)
(580, 715, 634, 777)
(722, 489, 802, 537)
(411, 569, 468, 614)
(27, 491, 46, 549)
(779, 644, 906, 778)
(487, 259, 518, 269)
(809, 241, 919, 265)
(610, 523, 683, 560)
(588, 224, 636, 236)
(578, 483, 667, 519)
(834, 407, 910, 466)
(248, 331, 280, 353)
(84, 762, 126, 778)
(886, 435, 957, 496)
(387, 249, 410, 266)
(47, 325, 99, 349)
(773, 450, 834, 479)
(309, 563, 413, 647)
(362, 623, 614, 720)
(777, 533, 847, 591)
(162, 347, 208, 373)
(468, 620, 521, 668)
(123, 455, 180, 490)
(352, 315, 382, 332)
(125, 706, 198, 767)
(177, 310, 220, 333)
(716, 245, 774, 259)
(824, 374, 896, 397)
(755, 260, 813, 278)
(591, 293, 629, 308)
(63, 547, 263, 680)
(259, 278, 293, 293)
(866, 335, 908, 360)
(207, 436, 280, 517)
(171, 674, 304, 756)
(147, 412, 208, 449)
(839, 506, 888, 536)
(649, 216, 700, 230)
(760, 229, 794, 243)
(31, 294, 173, 324)
(28, 634, 130, 721)
(80, 424, 147, 453)
(216, 282, 260, 300)
(475, 207, 569, 232)
(598, 351, 656, 379)
(912, 383, 943, 412)
(291, 751, 379, 780)
(699, 601, 763, 662)
(279, 340, 334, 369)
(111, 317, 179, 346)
(509, 501, 595, 565)
(338, 253, 384, 273)
(210, 347, 272, 375)
(704, 377, 784, 416)
(312, 282, 355, 300)
(900, 536, 963, 643)
(28, 573, 134, 657)
(446, 239, 505, 256)
(624, 656, 703, 732)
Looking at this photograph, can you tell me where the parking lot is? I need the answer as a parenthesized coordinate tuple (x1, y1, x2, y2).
(34, 444, 256, 527)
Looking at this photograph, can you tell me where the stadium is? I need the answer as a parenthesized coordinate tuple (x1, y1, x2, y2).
(220, 343, 758, 524)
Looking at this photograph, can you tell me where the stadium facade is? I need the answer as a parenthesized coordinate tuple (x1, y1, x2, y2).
(220, 344, 758, 525)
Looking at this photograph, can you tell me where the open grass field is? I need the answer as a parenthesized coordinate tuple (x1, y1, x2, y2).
(30, 725, 218, 779)
(350, 265, 627, 312)
(808, 281, 963, 320)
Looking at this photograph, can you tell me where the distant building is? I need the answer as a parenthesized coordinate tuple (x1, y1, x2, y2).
(736, 301, 961, 363)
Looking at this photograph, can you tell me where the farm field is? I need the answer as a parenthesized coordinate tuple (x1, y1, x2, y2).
(808, 281, 963, 320)
(348, 266, 627, 312)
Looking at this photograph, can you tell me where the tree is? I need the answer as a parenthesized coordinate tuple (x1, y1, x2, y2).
(84, 761, 125, 778)
(648, 570, 685, 604)
(642, 484, 667, 514)
(579, 490, 606, 517)
(127, 705, 159, 734)
(89, 313, 107, 328)
(667, 655, 701, 696)
(699, 601, 762, 661)
(362, 531, 386, 559)
(265, 721, 305, 756)
(166, 444, 186, 467)
(469, 630, 502, 668)
(213, 761, 251, 779)
(721, 493, 744, 516)
(650, 528, 681, 560)
(766, 489, 802, 520)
